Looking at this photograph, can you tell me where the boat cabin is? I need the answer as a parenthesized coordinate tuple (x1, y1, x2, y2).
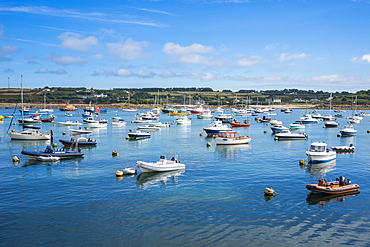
(309, 142, 328, 152)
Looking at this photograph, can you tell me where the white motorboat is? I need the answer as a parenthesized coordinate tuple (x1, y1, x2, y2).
(306, 141, 336, 163)
(131, 117, 151, 123)
(289, 122, 305, 129)
(8, 129, 51, 140)
(196, 110, 213, 119)
(136, 153, 185, 172)
(340, 125, 357, 136)
(274, 130, 308, 140)
(269, 119, 282, 125)
(149, 122, 170, 127)
(137, 125, 160, 131)
(203, 120, 232, 135)
(300, 115, 319, 124)
(112, 120, 126, 126)
(215, 131, 252, 145)
(87, 122, 108, 128)
(270, 125, 289, 133)
(58, 121, 82, 126)
(215, 113, 233, 122)
(175, 116, 192, 125)
(69, 128, 93, 134)
(128, 130, 151, 139)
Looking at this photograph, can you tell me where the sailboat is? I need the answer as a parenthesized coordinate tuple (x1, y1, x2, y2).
(324, 93, 339, 128)
(39, 93, 54, 113)
(8, 75, 52, 140)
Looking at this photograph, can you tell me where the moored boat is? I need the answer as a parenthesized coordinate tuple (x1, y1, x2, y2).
(136, 153, 185, 172)
(306, 176, 360, 195)
(175, 116, 192, 125)
(69, 128, 93, 134)
(8, 129, 51, 140)
(215, 131, 252, 145)
(306, 141, 336, 163)
(340, 125, 357, 137)
(203, 120, 232, 135)
(128, 130, 151, 139)
(59, 137, 97, 146)
(21, 145, 84, 160)
(58, 121, 82, 126)
(331, 143, 355, 152)
(59, 103, 77, 111)
(229, 120, 250, 127)
(274, 130, 307, 140)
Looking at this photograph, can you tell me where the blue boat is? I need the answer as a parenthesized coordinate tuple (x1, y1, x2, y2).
(203, 120, 231, 135)
(21, 145, 84, 160)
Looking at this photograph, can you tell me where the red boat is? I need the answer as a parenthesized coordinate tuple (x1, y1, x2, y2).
(229, 121, 250, 127)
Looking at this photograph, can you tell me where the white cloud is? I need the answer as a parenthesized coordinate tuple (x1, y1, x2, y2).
(58, 32, 98, 51)
(107, 39, 150, 59)
(92, 68, 133, 77)
(279, 53, 308, 61)
(136, 70, 156, 78)
(361, 54, 370, 63)
(159, 71, 177, 78)
(51, 55, 85, 65)
(234, 57, 261, 67)
(92, 54, 104, 60)
(264, 43, 280, 50)
(35, 68, 67, 74)
(117, 69, 132, 76)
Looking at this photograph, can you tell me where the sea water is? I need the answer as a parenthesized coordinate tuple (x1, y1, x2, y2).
(0, 108, 370, 246)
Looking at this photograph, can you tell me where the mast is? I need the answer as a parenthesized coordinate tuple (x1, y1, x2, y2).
(21, 75, 24, 123)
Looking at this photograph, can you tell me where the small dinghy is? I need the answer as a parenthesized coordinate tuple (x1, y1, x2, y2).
(116, 167, 137, 176)
(136, 153, 185, 173)
(306, 176, 360, 195)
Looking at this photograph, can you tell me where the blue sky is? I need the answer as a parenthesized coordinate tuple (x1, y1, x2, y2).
(1, 0, 370, 92)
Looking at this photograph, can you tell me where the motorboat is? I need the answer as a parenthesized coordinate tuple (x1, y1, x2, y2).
(116, 167, 137, 176)
(284, 109, 292, 113)
(306, 176, 360, 195)
(58, 121, 82, 126)
(203, 120, 232, 135)
(331, 143, 355, 152)
(306, 141, 336, 163)
(300, 115, 319, 124)
(87, 122, 108, 128)
(189, 105, 205, 114)
(256, 116, 272, 123)
(175, 116, 192, 125)
(168, 110, 190, 116)
(149, 122, 170, 128)
(18, 116, 42, 124)
(228, 120, 250, 127)
(215, 131, 252, 145)
(59, 103, 77, 111)
(8, 129, 51, 140)
(136, 153, 185, 172)
(21, 145, 84, 160)
(69, 128, 93, 134)
(137, 125, 160, 131)
(324, 121, 340, 128)
(112, 119, 126, 126)
(269, 119, 282, 125)
(40, 115, 56, 123)
(340, 125, 357, 137)
(215, 113, 233, 123)
(128, 130, 151, 139)
(131, 117, 151, 123)
(289, 122, 305, 129)
(270, 125, 289, 133)
(59, 137, 97, 146)
(348, 118, 360, 124)
(196, 110, 213, 119)
(274, 130, 308, 140)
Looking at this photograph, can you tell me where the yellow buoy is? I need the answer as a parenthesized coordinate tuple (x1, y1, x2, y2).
(263, 130, 267, 133)
(274, 136, 278, 140)
(299, 159, 306, 165)
(367, 130, 370, 133)
(116, 170, 124, 176)
(11, 129, 15, 132)
(199, 133, 203, 136)
(53, 124, 56, 126)
(337, 134, 341, 137)
(12, 156, 20, 162)
(62, 132, 66, 135)
(52, 143, 57, 147)
(112, 151, 119, 156)
(13, 122, 17, 125)
(206, 142, 211, 147)
(126, 136, 129, 140)
(264, 187, 275, 196)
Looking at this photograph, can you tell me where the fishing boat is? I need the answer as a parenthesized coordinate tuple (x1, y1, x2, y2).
(331, 143, 355, 152)
(274, 130, 308, 140)
(69, 128, 93, 134)
(203, 120, 232, 135)
(59, 137, 97, 146)
(58, 121, 82, 126)
(128, 130, 151, 139)
(306, 176, 360, 195)
(21, 145, 84, 160)
(215, 131, 252, 145)
(229, 120, 250, 127)
(136, 153, 185, 172)
(340, 125, 357, 137)
(306, 141, 336, 163)
(175, 116, 192, 125)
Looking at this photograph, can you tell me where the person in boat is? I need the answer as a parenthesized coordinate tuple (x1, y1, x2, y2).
(337, 176, 350, 186)
(71, 138, 75, 142)
(44, 145, 54, 153)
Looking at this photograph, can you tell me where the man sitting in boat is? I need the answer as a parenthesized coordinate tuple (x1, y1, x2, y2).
(44, 145, 54, 153)
(337, 176, 350, 186)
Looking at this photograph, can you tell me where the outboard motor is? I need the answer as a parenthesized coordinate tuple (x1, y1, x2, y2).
(339, 176, 346, 186)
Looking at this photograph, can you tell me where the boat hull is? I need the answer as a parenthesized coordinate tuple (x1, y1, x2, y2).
(306, 184, 360, 195)
(59, 139, 97, 146)
(21, 150, 84, 160)
(215, 137, 252, 145)
(136, 161, 185, 173)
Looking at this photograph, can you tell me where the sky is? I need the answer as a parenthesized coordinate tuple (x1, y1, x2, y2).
(1, 0, 370, 92)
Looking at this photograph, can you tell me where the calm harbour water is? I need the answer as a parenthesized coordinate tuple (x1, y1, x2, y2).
(1, 108, 370, 246)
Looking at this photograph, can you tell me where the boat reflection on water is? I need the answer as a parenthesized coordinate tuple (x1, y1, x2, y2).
(7, 139, 51, 149)
(306, 191, 360, 206)
(136, 170, 185, 189)
(306, 159, 336, 176)
(214, 144, 251, 158)
(22, 156, 84, 167)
